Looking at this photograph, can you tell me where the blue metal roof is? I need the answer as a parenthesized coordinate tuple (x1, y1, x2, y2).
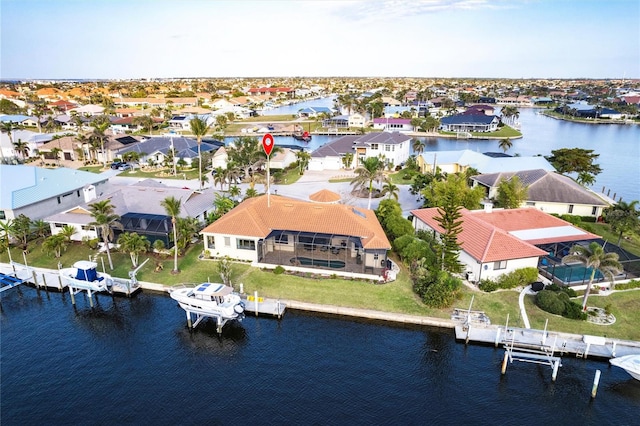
(0, 165, 108, 210)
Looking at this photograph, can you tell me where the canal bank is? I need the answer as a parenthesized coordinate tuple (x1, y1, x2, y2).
(134, 281, 640, 359)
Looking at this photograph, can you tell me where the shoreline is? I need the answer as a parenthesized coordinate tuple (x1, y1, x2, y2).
(137, 281, 640, 351)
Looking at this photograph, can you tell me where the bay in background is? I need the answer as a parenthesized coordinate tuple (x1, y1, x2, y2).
(254, 97, 639, 202)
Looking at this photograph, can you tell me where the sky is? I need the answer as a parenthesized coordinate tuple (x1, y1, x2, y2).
(1, 0, 639, 80)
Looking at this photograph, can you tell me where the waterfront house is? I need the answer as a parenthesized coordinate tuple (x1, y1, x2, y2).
(298, 106, 333, 118)
(372, 118, 413, 133)
(411, 206, 599, 282)
(470, 169, 611, 217)
(44, 180, 216, 247)
(0, 165, 109, 223)
(439, 113, 500, 132)
(308, 131, 411, 171)
(200, 194, 391, 279)
(115, 136, 222, 167)
(416, 150, 555, 175)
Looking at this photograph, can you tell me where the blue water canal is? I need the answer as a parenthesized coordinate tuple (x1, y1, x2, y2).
(1, 288, 639, 425)
(255, 98, 639, 202)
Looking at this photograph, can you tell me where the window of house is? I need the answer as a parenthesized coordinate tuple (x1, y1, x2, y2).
(57, 196, 61, 204)
(206, 235, 215, 249)
(493, 260, 507, 270)
(81, 225, 91, 231)
(0, 210, 5, 220)
(385, 145, 391, 152)
(237, 239, 255, 250)
(224, 237, 230, 247)
(276, 234, 288, 244)
(592, 206, 597, 215)
(568, 204, 574, 214)
(370, 144, 378, 150)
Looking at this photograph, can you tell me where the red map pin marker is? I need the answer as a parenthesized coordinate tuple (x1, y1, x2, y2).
(262, 133, 274, 156)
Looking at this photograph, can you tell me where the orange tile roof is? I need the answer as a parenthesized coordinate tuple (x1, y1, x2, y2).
(309, 189, 341, 203)
(411, 208, 546, 262)
(201, 195, 390, 249)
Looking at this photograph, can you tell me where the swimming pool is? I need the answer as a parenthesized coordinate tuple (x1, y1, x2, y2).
(290, 257, 346, 269)
(543, 264, 603, 283)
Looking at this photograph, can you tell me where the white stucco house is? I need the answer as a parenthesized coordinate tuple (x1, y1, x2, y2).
(308, 132, 411, 171)
(411, 206, 599, 282)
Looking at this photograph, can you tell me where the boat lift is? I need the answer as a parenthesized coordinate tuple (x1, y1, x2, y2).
(500, 315, 562, 381)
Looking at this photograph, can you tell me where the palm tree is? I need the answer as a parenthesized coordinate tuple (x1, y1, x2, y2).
(59, 224, 77, 242)
(12, 139, 30, 160)
(42, 234, 68, 258)
(133, 115, 155, 135)
(245, 188, 259, 199)
(228, 185, 241, 200)
(562, 242, 623, 311)
(32, 219, 51, 239)
(381, 178, 400, 200)
(295, 150, 311, 175)
(350, 156, 385, 209)
(1, 121, 20, 162)
(90, 120, 110, 168)
(412, 138, 425, 156)
(498, 138, 513, 153)
(50, 147, 62, 165)
(160, 196, 182, 274)
(88, 199, 122, 270)
(117, 232, 150, 268)
(190, 116, 212, 190)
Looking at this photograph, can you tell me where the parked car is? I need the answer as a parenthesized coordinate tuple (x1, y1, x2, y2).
(110, 161, 124, 169)
(118, 163, 131, 171)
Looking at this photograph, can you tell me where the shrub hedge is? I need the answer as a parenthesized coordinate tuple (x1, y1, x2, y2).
(478, 267, 539, 292)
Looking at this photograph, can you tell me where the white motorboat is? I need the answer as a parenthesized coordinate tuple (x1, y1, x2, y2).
(59, 260, 113, 293)
(170, 282, 244, 329)
(609, 355, 640, 381)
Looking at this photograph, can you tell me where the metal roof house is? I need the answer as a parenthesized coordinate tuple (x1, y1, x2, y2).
(0, 165, 109, 222)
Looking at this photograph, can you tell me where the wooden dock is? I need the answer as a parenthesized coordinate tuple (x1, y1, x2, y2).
(455, 324, 640, 359)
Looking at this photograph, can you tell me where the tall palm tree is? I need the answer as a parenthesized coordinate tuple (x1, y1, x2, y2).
(350, 156, 385, 210)
(90, 120, 110, 168)
(562, 242, 623, 311)
(88, 199, 122, 270)
(1, 121, 20, 162)
(295, 150, 311, 175)
(498, 138, 513, 153)
(412, 138, 425, 156)
(190, 116, 212, 190)
(160, 196, 182, 274)
(12, 139, 30, 159)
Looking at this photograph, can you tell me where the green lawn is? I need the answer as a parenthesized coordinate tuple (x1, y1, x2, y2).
(589, 223, 640, 257)
(4, 239, 639, 340)
(524, 291, 640, 341)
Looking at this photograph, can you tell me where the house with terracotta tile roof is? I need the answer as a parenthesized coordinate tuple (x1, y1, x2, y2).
(410, 206, 599, 282)
(200, 194, 392, 279)
(471, 169, 611, 217)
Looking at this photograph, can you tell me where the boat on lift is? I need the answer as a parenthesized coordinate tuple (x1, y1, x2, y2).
(170, 282, 244, 331)
(59, 260, 113, 293)
(610, 354, 640, 381)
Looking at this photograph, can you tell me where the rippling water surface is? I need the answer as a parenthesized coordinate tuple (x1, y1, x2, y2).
(2, 289, 639, 425)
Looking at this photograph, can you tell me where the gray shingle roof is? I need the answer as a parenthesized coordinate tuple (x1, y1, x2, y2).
(472, 169, 610, 206)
